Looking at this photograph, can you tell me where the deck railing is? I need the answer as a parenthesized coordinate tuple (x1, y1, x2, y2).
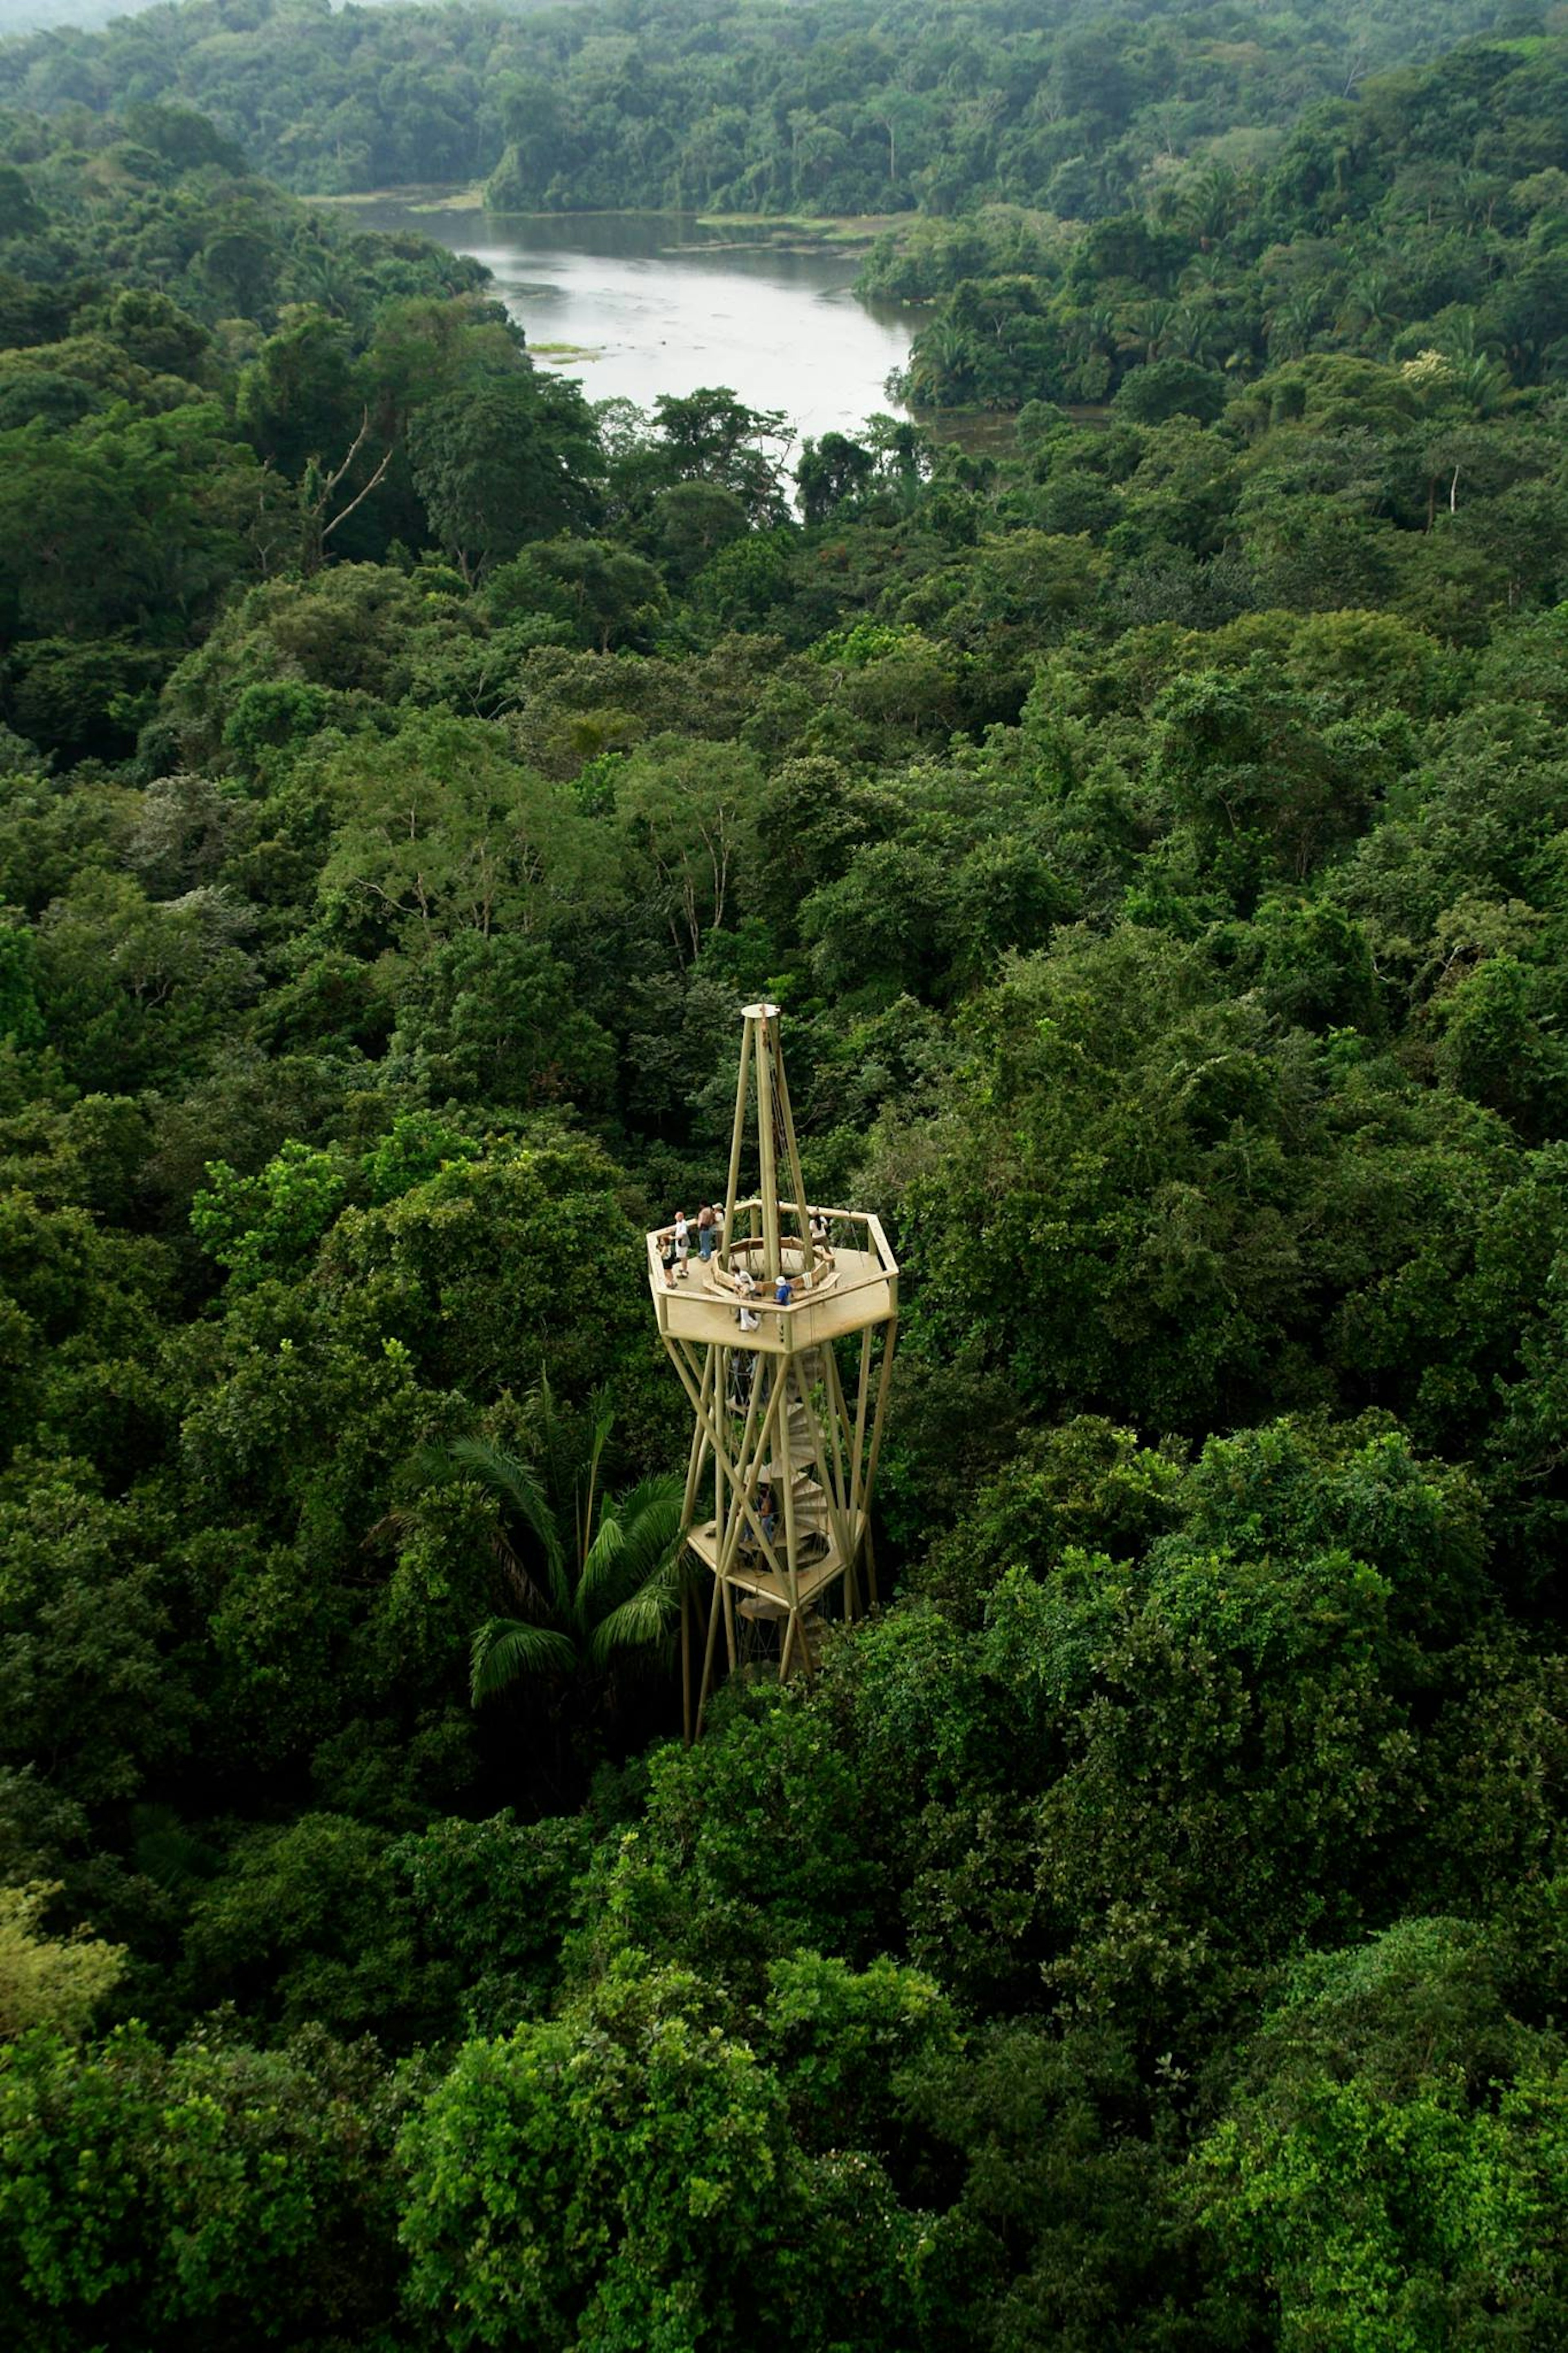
(648, 1200, 895, 1318)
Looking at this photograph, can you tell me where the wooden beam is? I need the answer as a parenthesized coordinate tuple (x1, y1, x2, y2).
(715, 1368, 788, 1585)
(679, 1351, 714, 1529)
(864, 1319, 898, 1505)
(719, 1012, 753, 1276)
(821, 1341, 863, 1621)
(695, 1560, 724, 1737)
(796, 1357, 853, 1587)
(662, 1334, 706, 1423)
(859, 1322, 898, 1612)
(849, 1322, 874, 1521)
(715, 1347, 777, 1582)
(755, 1013, 780, 1282)
(821, 1343, 855, 1533)
(770, 1019, 814, 1273)
(776, 1361, 802, 1660)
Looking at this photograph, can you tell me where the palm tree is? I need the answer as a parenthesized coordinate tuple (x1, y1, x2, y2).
(1181, 164, 1241, 251)
(1180, 250, 1231, 296)
(1433, 306, 1492, 364)
(905, 319, 971, 406)
(419, 1384, 686, 1706)
(1168, 301, 1222, 364)
(1265, 292, 1321, 362)
(1337, 268, 1402, 346)
(1448, 355, 1513, 419)
(1128, 299, 1176, 363)
(1083, 302, 1119, 353)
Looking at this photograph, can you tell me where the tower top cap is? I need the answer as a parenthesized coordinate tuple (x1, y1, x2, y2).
(740, 1001, 781, 1021)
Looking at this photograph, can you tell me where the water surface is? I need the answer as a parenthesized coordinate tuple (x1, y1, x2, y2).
(359, 205, 917, 444)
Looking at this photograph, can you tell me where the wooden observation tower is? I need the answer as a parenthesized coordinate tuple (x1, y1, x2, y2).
(647, 1004, 898, 1738)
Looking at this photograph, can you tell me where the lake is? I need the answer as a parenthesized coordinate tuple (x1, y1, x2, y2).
(354, 204, 918, 446)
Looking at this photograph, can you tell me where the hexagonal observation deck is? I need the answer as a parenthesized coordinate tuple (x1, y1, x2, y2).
(648, 1004, 898, 1736)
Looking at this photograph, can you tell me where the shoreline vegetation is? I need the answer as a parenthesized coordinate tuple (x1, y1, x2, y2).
(310, 187, 897, 250)
(307, 181, 490, 211)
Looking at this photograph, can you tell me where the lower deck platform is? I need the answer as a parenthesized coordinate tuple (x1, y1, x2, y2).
(686, 1513, 864, 1610)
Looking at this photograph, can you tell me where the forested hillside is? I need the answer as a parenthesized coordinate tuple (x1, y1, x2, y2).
(3, 11, 1568, 2348)
(880, 27, 1568, 405)
(0, 0, 1520, 202)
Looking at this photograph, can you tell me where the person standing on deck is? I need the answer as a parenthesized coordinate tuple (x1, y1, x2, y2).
(697, 1203, 715, 1264)
(673, 1210, 690, 1279)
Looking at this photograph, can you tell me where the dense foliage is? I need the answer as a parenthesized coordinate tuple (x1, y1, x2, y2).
(879, 26, 1568, 406)
(4, 9, 1568, 2349)
(0, 0, 1520, 203)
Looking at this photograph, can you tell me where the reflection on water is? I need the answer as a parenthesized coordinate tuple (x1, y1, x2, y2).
(357, 205, 918, 444)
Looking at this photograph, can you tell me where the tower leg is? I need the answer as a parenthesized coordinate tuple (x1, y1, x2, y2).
(696, 1570, 724, 1738)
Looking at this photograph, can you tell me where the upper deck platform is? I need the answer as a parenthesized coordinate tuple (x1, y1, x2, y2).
(647, 1201, 898, 1353)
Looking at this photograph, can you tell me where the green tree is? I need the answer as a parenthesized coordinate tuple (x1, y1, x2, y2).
(0, 1885, 125, 2041)
(428, 1385, 684, 1704)
(0, 2020, 404, 2349)
(652, 481, 750, 587)
(312, 706, 615, 959)
(192, 1139, 352, 1292)
(398, 1952, 922, 2352)
(615, 734, 760, 963)
(406, 373, 601, 579)
(650, 388, 792, 526)
(180, 1813, 453, 2042)
(234, 308, 362, 480)
(381, 934, 615, 1111)
(1195, 1918, 1568, 2347)
(1110, 356, 1227, 424)
(797, 431, 876, 526)
(488, 536, 666, 649)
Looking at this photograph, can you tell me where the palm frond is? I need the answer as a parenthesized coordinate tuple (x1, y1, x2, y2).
(586, 1553, 683, 1671)
(490, 1531, 554, 1621)
(575, 1385, 617, 1574)
(405, 1439, 464, 1491)
(469, 1616, 578, 1704)
(579, 1501, 626, 1591)
(533, 1372, 574, 1529)
(365, 1437, 467, 1548)
(612, 1470, 687, 1526)
(578, 1475, 685, 1617)
(444, 1437, 566, 1596)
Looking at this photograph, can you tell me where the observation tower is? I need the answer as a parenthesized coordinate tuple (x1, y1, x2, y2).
(647, 1004, 898, 1739)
